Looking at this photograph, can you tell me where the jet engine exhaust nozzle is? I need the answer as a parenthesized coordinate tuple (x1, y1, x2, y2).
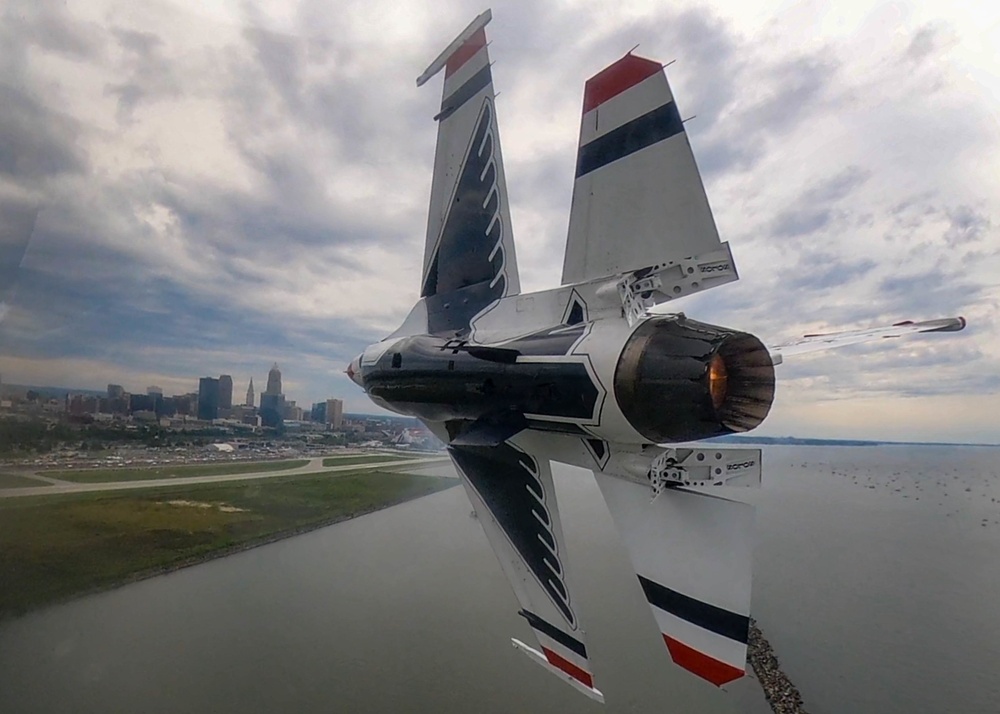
(613, 316, 775, 443)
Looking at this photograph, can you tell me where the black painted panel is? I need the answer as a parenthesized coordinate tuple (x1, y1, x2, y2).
(504, 324, 586, 356)
(451, 443, 576, 626)
(575, 101, 684, 178)
(638, 575, 749, 644)
(436, 64, 492, 122)
(363, 332, 600, 424)
(421, 97, 509, 335)
(519, 610, 588, 658)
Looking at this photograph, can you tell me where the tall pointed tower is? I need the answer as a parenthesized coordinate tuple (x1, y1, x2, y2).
(246, 378, 255, 408)
(266, 363, 282, 395)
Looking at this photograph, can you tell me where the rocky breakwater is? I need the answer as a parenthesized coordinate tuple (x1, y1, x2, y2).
(748, 617, 810, 714)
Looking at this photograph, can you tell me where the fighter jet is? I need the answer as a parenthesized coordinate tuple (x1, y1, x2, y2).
(347, 10, 966, 701)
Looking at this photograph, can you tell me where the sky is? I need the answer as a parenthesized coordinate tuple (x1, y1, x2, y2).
(0, 0, 998, 442)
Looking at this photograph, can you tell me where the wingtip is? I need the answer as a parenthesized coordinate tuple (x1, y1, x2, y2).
(511, 639, 605, 703)
(926, 316, 967, 333)
(416, 9, 493, 87)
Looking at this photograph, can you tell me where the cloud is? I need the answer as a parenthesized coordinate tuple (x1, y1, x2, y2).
(5, 1, 103, 60)
(903, 23, 953, 65)
(0, 0, 997, 437)
(0, 86, 89, 182)
(105, 27, 182, 123)
(944, 205, 991, 247)
(786, 254, 877, 291)
(0, 197, 38, 292)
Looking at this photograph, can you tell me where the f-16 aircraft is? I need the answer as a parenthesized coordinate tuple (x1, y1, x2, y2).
(347, 10, 966, 702)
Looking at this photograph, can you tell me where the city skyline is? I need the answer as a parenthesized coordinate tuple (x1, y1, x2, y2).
(0, 1, 998, 442)
(0, 366, 347, 420)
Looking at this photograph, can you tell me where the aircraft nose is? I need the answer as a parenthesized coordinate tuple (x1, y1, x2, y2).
(346, 354, 364, 388)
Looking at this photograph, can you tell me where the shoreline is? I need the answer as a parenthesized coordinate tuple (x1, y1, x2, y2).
(0, 481, 459, 624)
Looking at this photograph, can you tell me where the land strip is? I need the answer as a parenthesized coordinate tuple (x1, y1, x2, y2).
(0, 455, 449, 499)
(0, 473, 46, 489)
(0, 468, 458, 620)
(321, 454, 412, 468)
(49, 459, 310, 483)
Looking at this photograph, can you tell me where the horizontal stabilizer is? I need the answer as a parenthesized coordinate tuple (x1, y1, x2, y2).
(449, 443, 600, 698)
(562, 54, 723, 286)
(595, 472, 753, 686)
(769, 316, 967, 364)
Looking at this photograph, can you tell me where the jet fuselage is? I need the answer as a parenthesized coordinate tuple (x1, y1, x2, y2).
(351, 314, 775, 446)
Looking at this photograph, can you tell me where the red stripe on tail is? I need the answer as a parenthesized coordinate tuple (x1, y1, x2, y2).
(445, 27, 487, 78)
(583, 54, 661, 113)
(663, 635, 744, 686)
(542, 647, 594, 689)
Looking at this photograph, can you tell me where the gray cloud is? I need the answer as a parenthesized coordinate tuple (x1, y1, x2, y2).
(771, 208, 834, 239)
(786, 253, 877, 291)
(878, 266, 983, 316)
(905, 24, 945, 64)
(0, 197, 38, 293)
(750, 55, 838, 133)
(106, 27, 181, 122)
(803, 166, 873, 203)
(0, 85, 89, 181)
(944, 205, 990, 247)
(4, 1, 102, 60)
(0, 1, 996, 427)
(769, 167, 871, 239)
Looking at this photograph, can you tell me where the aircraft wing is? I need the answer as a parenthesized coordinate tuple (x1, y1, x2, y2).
(769, 316, 966, 363)
(448, 442, 604, 702)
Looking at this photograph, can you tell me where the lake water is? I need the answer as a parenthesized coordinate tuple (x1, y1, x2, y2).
(1, 445, 999, 713)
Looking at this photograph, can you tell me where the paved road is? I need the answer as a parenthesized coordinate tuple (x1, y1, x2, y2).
(0, 456, 450, 499)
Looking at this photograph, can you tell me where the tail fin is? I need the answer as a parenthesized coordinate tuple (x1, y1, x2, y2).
(417, 11, 520, 336)
(594, 473, 753, 686)
(562, 54, 723, 286)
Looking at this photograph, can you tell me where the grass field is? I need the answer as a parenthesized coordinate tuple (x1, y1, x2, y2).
(321, 454, 417, 468)
(0, 473, 46, 489)
(48, 459, 311, 483)
(0, 469, 457, 619)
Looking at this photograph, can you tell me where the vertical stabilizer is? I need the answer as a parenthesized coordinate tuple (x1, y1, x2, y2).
(594, 473, 753, 686)
(562, 54, 723, 285)
(416, 11, 521, 335)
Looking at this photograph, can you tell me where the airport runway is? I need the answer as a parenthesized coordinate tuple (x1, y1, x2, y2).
(0, 455, 449, 499)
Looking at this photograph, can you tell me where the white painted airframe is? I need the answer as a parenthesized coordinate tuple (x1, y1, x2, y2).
(347, 10, 966, 701)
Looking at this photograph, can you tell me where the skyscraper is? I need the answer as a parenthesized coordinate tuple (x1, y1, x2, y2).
(246, 378, 255, 408)
(265, 363, 282, 395)
(218, 374, 233, 410)
(259, 392, 284, 428)
(326, 398, 343, 429)
(198, 377, 220, 421)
